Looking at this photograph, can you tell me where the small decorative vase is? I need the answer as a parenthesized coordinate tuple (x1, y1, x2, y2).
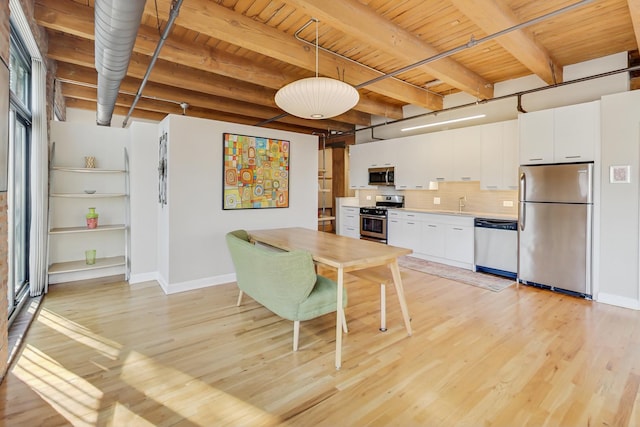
(85, 249, 96, 265)
(85, 156, 96, 168)
(86, 207, 99, 229)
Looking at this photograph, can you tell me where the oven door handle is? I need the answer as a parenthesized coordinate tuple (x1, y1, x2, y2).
(360, 214, 385, 220)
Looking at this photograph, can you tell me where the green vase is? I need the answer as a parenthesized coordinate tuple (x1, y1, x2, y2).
(86, 207, 99, 229)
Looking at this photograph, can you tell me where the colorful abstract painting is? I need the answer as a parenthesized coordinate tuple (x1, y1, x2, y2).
(223, 133, 290, 210)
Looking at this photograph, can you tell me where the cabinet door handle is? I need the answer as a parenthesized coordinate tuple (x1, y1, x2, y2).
(428, 225, 437, 228)
(461, 177, 471, 181)
(529, 158, 543, 161)
(565, 155, 581, 159)
(452, 227, 463, 231)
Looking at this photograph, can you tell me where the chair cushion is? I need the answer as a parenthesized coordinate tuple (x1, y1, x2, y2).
(295, 275, 348, 321)
(226, 230, 326, 320)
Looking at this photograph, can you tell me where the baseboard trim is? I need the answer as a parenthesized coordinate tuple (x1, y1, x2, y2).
(160, 273, 237, 295)
(596, 292, 640, 310)
(129, 272, 159, 284)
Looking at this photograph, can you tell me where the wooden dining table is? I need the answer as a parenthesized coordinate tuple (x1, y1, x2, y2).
(248, 227, 413, 369)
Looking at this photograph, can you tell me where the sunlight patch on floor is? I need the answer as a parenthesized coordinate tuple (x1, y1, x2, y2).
(120, 350, 282, 425)
(13, 345, 103, 426)
(38, 308, 122, 359)
(11, 307, 282, 425)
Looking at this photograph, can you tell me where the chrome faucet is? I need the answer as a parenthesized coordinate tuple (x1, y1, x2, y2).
(458, 196, 466, 213)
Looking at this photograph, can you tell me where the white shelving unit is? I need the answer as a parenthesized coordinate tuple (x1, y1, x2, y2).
(47, 143, 130, 283)
(318, 144, 335, 232)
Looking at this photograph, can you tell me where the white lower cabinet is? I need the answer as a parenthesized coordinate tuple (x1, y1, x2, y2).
(387, 213, 403, 247)
(444, 224, 474, 266)
(403, 213, 421, 251)
(388, 210, 413, 249)
(387, 211, 474, 270)
(421, 220, 445, 258)
(338, 206, 360, 239)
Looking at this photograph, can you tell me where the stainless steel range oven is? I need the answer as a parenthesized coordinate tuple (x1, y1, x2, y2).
(359, 195, 404, 244)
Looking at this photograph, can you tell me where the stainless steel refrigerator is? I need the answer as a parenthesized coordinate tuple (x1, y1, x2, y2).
(518, 162, 593, 297)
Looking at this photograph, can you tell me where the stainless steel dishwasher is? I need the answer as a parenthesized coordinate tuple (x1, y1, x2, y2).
(474, 218, 518, 279)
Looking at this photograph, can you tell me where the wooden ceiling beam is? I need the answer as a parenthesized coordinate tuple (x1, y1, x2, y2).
(143, 0, 442, 111)
(450, 0, 563, 85)
(628, 0, 640, 51)
(282, 0, 494, 100)
(55, 62, 355, 133)
(35, 0, 401, 119)
(64, 94, 326, 135)
(65, 98, 167, 122)
(46, 32, 370, 127)
(61, 82, 182, 115)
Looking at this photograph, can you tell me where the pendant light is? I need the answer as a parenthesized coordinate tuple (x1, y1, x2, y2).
(275, 19, 359, 120)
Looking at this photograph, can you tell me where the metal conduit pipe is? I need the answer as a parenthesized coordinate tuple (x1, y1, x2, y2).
(256, 0, 593, 128)
(350, 64, 640, 136)
(122, 0, 184, 128)
(94, 0, 146, 126)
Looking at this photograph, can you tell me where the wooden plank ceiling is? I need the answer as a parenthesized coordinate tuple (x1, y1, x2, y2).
(36, 0, 640, 134)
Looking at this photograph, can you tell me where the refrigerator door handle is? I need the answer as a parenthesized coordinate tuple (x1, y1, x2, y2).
(519, 171, 526, 200)
(519, 171, 526, 231)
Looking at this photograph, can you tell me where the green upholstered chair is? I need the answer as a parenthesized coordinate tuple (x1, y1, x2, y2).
(226, 229, 347, 351)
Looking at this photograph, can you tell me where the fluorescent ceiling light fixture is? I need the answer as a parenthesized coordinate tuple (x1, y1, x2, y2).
(275, 19, 359, 120)
(401, 114, 486, 132)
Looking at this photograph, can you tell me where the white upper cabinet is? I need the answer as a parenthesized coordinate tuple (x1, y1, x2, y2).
(519, 100, 600, 165)
(481, 120, 519, 190)
(424, 131, 453, 183)
(348, 144, 372, 189)
(394, 134, 430, 190)
(451, 126, 482, 182)
(349, 141, 398, 189)
(553, 101, 600, 162)
(502, 120, 519, 190)
(519, 109, 554, 164)
(365, 140, 397, 168)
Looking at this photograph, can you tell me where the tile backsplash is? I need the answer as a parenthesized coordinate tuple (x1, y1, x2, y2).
(357, 181, 518, 216)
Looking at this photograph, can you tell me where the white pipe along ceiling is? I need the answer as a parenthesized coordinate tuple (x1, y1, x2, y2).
(94, 0, 146, 126)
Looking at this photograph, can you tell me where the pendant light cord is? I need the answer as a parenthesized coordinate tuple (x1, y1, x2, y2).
(314, 18, 319, 78)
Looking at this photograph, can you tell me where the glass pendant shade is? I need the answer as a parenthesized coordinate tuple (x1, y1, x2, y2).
(275, 76, 360, 120)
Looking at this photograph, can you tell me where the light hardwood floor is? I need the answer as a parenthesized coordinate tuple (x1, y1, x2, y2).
(1, 267, 640, 426)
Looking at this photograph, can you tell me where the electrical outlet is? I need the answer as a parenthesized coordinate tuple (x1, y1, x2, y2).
(503, 200, 514, 207)
(366, 195, 372, 200)
(434, 197, 441, 205)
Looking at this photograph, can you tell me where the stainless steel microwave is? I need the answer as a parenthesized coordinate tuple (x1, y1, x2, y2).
(368, 167, 395, 186)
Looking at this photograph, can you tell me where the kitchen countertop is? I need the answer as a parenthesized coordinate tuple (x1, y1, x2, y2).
(391, 208, 518, 221)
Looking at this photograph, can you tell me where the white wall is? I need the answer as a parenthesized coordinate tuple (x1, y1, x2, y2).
(597, 90, 640, 309)
(128, 122, 159, 282)
(157, 114, 318, 294)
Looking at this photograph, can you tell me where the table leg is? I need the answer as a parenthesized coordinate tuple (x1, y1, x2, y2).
(335, 266, 344, 370)
(380, 284, 387, 332)
(390, 260, 412, 336)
